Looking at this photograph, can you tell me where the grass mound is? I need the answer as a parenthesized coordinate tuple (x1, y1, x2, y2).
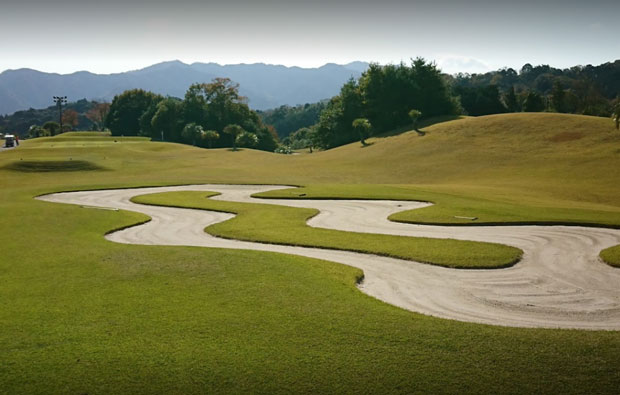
(4, 160, 104, 172)
(600, 245, 620, 267)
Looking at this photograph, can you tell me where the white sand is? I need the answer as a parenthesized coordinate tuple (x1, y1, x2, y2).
(38, 184, 620, 330)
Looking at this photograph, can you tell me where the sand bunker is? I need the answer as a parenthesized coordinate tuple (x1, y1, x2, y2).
(38, 184, 620, 330)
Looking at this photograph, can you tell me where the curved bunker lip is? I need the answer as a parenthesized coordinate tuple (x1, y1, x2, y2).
(38, 184, 620, 330)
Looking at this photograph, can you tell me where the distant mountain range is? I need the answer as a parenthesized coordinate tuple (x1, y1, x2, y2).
(0, 61, 369, 116)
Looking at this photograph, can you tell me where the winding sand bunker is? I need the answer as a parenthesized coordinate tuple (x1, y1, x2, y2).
(38, 185, 620, 330)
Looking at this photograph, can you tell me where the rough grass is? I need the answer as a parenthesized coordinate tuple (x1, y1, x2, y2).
(132, 191, 522, 268)
(1, 114, 620, 392)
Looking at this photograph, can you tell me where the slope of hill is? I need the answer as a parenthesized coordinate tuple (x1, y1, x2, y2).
(291, 113, 620, 204)
(0, 61, 368, 115)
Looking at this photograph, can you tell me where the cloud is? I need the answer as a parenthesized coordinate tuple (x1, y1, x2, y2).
(435, 55, 491, 75)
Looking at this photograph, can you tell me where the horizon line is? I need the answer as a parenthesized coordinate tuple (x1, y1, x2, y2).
(1, 58, 619, 77)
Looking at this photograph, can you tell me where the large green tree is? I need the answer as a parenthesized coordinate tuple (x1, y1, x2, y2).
(523, 91, 546, 112)
(42, 121, 61, 136)
(503, 86, 519, 112)
(551, 81, 567, 113)
(106, 89, 163, 136)
(315, 58, 458, 149)
(151, 98, 183, 142)
(181, 123, 204, 146)
(236, 131, 259, 148)
(202, 129, 220, 148)
(455, 85, 507, 116)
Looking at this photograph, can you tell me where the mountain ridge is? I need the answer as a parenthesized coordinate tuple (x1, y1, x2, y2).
(0, 60, 369, 115)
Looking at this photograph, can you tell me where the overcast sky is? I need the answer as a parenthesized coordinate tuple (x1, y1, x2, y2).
(2, 0, 618, 75)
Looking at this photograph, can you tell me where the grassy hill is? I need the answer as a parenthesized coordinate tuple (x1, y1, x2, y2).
(1, 114, 620, 393)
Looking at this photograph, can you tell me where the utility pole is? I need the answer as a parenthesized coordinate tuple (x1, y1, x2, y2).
(53, 96, 67, 135)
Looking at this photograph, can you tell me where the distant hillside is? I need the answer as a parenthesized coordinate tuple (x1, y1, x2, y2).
(258, 101, 328, 138)
(0, 99, 100, 137)
(0, 61, 368, 115)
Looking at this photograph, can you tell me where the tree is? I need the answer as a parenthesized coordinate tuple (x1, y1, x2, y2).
(455, 85, 507, 116)
(27, 125, 49, 138)
(315, 57, 460, 149)
(183, 78, 247, 133)
(503, 86, 519, 112)
(202, 130, 220, 148)
(352, 118, 372, 146)
(105, 89, 163, 136)
(523, 91, 546, 112)
(551, 81, 567, 113)
(284, 127, 316, 150)
(42, 121, 61, 136)
(181, 123, 204, 146)
(408, 109, 422, 131)
(61, 109, 79, 130)
(612, 100, 620, 130)
(86, 102, 110, 131)
(236, 131, 259, 148)
(151, 98, 182, 141)
(254, 125, 279, 152)
(314, 97, 345, 149)
(139, 103, 160, 138)
(223, 124, 245, 151)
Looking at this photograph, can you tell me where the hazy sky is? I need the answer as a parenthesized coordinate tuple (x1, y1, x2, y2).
(2, 0, 618, 74)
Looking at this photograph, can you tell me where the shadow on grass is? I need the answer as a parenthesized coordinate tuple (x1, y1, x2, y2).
(4, 160, 106, 172)
(376, 115, 464, 138)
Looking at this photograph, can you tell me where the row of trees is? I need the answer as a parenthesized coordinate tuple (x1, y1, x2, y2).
(451, 61, 620, 117)
(105, 79, 278, 151)
(2, 100, 110, 138)
(281, 61, 620, 151)
(453, 82, 619, 116)
(26, 102, 111, 138)
(309, 58, 459, 149)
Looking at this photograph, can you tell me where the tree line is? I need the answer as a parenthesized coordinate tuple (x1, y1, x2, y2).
(104, 78, 278, 151)
(287, 58, 459, 149)
(0, 99, 110, 138)
(7, 59, 619, 147)
(450, 61, 620, 116)
(282, 60, 620, 150)
(258, 101, 328, 139)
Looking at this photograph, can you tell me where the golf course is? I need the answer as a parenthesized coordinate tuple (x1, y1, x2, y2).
(2, 113, 620, 393)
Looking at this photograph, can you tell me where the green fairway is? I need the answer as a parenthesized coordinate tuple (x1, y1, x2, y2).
(2, 114, 620, 393)
(132, 191, 522, 268)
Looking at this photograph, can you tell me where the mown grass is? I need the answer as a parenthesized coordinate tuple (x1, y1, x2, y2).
(132, 191, 522, 268)
(1, 115, 620, 392)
